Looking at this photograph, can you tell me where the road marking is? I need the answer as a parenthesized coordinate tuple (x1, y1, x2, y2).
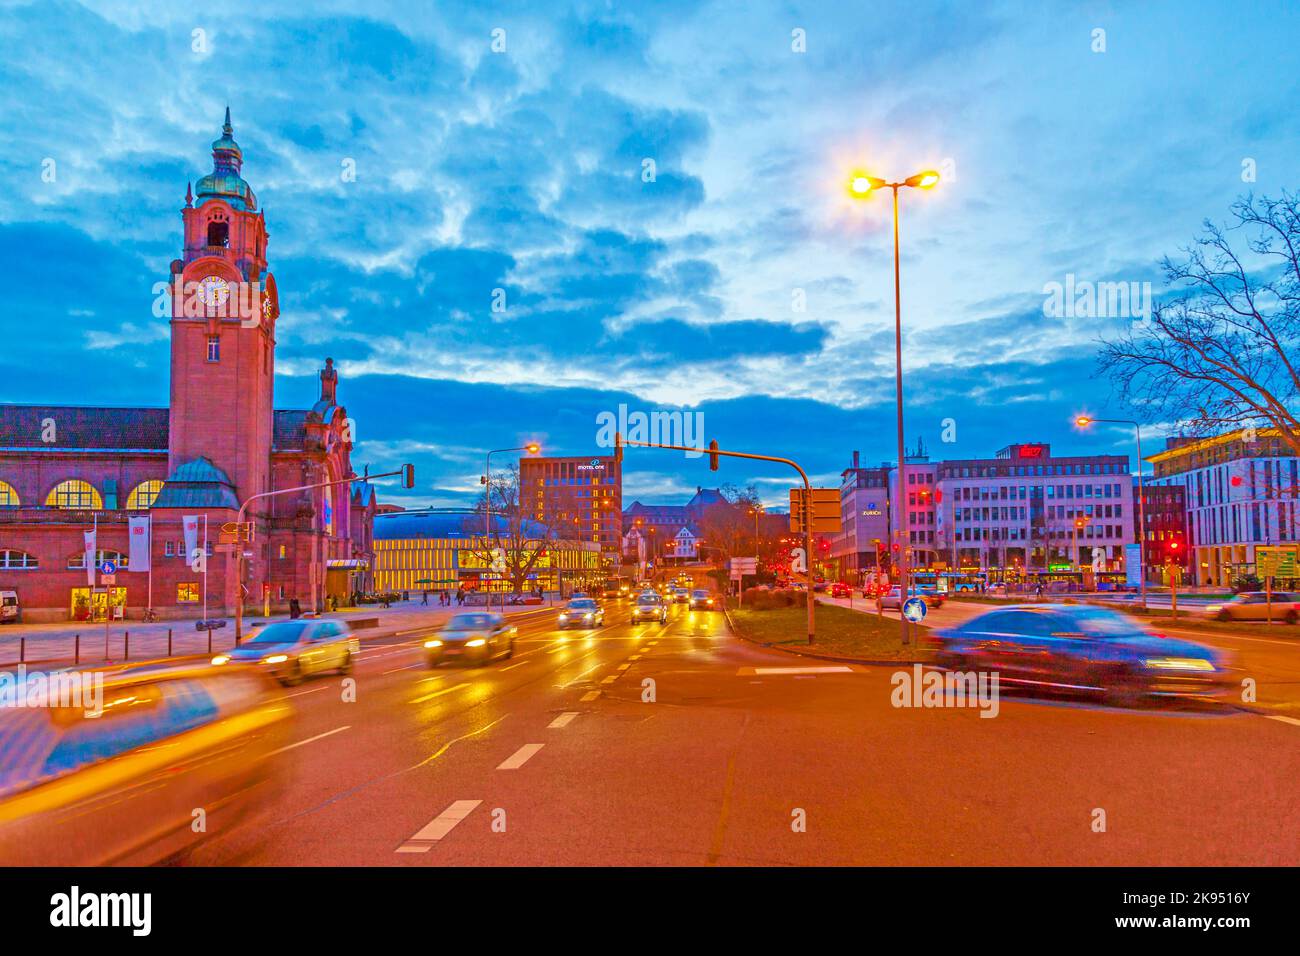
(397, 799, 482, 853)
(409, 683, 470, 705)
(497, 743, 544, 770)
(580, 691, 601, 702)
(268, 725, 350, 756)
(1267, 715, 1300, 727)
(282, 685, 330, 699)
(601, 675, 619, 684)
(499, 660, 528, 671)
(548, 712, 578, 729)
(742, 665, 854, 676)
(647, 641, 658, 646)
(382, 662, 421, 675)
(617, 663, 631, 670)
(629, 654, 642, 660)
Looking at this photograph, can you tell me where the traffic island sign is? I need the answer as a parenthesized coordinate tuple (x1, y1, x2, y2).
(903, 597, 927, 623)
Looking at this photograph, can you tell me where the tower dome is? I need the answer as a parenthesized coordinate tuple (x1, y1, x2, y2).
(194, 107, 257, 211)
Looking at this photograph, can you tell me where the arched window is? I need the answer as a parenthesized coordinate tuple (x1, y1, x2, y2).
(0, 549, 37, 569)
(0, 480, 18, 507)
(45, 480, 102, 510)
(207, 220, 229, 247)
(126, 479, 165, 510)
(67, 549, 127, 570)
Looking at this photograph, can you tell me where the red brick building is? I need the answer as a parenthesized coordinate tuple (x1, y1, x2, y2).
(0, 112, 377, 622)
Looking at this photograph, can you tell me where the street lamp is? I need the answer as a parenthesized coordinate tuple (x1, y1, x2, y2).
(848, 167, 940, 644)
(1075, 415, 1147, 606)
(484, 442, 540, 611)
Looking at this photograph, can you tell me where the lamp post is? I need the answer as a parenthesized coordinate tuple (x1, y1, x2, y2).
(484, 443, 540, 611)
(848, 168, 940, 644)
(1075, 416, 1147, 607)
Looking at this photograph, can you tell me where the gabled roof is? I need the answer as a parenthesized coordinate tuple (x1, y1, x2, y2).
(0, 405, 168, 451)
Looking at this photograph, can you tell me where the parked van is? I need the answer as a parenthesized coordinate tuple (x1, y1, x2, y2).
(0, 591, 18, 624)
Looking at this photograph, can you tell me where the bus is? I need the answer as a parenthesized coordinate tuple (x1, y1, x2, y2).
(911, 570, 987, 593)
(603, 576, 632, 598)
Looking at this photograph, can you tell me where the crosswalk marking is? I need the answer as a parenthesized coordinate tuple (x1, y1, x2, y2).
(497, 743, 544, 770)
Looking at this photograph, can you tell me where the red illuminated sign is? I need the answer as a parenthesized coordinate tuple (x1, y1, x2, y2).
(1019, 445, 1046, 458)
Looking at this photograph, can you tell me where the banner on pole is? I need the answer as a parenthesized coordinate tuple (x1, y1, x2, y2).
(128, 515, 151, 572)
(183, 515, 200, 564)
(83, 528, 96, 587)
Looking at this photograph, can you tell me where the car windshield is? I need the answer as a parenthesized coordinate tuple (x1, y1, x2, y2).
(692, 590, 709, 598)
(1061, 608, 1143, 637)
(637, 594, 661, 605)
(446, 613, 496, 630)
(567, 600, 597, 610)
(246, 622, 308, 645)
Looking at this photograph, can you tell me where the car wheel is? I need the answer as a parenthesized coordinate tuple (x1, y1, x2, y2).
(1286, 610, 1298, 625)
(506, 639, 515, 659)
(286, 660, 305, 686)
(339, 651, 354, 676)
(1215, 610, 1231, 622)
(1102, 667, 1145, 708)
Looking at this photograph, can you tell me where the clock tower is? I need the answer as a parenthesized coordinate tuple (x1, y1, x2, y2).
(167, 108, 280, 505)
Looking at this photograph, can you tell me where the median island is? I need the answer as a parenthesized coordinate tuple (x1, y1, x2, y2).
(726, 595, 933, 663)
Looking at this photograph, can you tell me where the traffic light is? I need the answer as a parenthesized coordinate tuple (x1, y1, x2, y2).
(708, 439, 719, 471)
(401, 463, 415, 488)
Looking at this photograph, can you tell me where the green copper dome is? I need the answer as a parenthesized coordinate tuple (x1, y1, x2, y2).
(195, 107, 257, 211)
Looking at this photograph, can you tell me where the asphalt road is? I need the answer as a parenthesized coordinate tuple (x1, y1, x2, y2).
(186, 598, 1299, 866)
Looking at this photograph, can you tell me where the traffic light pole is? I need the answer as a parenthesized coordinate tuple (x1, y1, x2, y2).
(618, 434, 817, 644)
(232, 464, 414, 644)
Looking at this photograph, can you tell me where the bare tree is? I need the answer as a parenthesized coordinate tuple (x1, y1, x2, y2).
(460, 465, 574, 595)
(1098, 192, 1300, 455)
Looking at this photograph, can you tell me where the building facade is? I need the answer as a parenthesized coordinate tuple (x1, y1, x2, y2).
(518, 454, 622, 572)
(1147, 428, 1299, 586)
(828, 451, 892, 579)
(0, 113, 376, 622)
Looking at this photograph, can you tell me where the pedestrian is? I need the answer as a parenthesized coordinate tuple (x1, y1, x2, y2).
(289, 597, 301, 619)
(422, 589, 429, 606)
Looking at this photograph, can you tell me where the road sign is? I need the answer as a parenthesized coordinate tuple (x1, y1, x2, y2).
(789, 488, 841, 534)
(100, 574, 116, 586)
(729, 556, 757, 580)
(100, 560, 117, 575)
(902, 597, 927, 623)
(1257, 545, 1299, 578)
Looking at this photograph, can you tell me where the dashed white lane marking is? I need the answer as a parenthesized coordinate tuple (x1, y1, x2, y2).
(497, 743, 544, 770)
(740, 665, 854, 676)
(548, 712, 579, 729)
(282, 685, 330, 699)
(397, 799, 482, 853)
(601, 675, 619, 684)
(268, 725, 350, 756)
(499, 661, 528, 672)
(580, 691, 601, 702)
(410, 683, 470, 705)
(382, 662, 422, 675)
(1267, 715, 1300, 727)
(629, 654, 642, 660)
(646, 641, 658, 646)
(617, 663, 631, 671)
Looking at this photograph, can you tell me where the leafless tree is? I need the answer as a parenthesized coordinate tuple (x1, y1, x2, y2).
(1098, 192, 1300, 455)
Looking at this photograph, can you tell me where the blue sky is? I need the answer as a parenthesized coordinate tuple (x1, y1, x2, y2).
(1, 0, 1297, 509)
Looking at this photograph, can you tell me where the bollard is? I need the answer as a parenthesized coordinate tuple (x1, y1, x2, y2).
(168, 628, 173, 657)
(19, 637, 24, 664)
(124, 630, 129, 660)
(207, 627, 212, 655)
(75, 633, 80, 665)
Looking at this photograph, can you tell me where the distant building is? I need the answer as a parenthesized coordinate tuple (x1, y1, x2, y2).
(1147, 428, 1299, 586)
(622, 487, 725, 568)
(829, 450, 892, 578)
(518, 454, 622, 571)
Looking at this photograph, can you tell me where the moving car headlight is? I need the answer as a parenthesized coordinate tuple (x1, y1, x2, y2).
(1205, 605, 1223, 614)
(466, 638, 487, 647)
(263, 654, 289, 664)
(424, 639, 443, 649)
(558, 613, 568, 622)
(1143, 657, 1215, 671)
(211, 654, 230, 665)
(584, 613, 593, 620)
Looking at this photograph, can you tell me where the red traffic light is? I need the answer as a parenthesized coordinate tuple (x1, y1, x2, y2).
(1168, 540, 1181, 552)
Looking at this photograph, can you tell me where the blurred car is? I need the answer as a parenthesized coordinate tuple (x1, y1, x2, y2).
(812, 581, 828, 593)
(671, 587, 690, 604)
(214, 619, 358, 685)
(828, 582, 852, 599)
(0, 661, 290, 865)
(1205, 592, 1300, 624)
(425, 612, 517, 666)
(914, 585, 947, 608)
(0, 590, 18, 624)
(558, 598, 605, 629)
(932, 604, 1231, 704)
(689, 589, 717, 610)
(632, 592, 669, 624)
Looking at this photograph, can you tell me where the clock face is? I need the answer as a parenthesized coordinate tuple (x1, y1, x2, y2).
(200, 275, 230, 309)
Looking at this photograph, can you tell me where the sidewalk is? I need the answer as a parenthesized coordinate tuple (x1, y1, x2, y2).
(0, 598, 560, 668)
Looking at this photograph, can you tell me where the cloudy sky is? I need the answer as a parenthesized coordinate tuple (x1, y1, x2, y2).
(1, 0, 1297, 509)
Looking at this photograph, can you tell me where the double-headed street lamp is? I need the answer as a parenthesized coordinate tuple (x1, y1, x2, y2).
(848, 168, 940, 644)
(1075, 416, 1147, 607)
(484, 443, 540, 611)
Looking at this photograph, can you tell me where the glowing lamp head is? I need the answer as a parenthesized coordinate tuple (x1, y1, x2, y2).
(906, 170, 941, 189)
(1075, 416, 1093, 427)
(525, 443, 540, 454)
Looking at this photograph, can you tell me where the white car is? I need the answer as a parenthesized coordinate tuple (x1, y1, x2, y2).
(215, 619, 359, 685)
(631, 593, 668, 624)
(558, 598, 606, 629)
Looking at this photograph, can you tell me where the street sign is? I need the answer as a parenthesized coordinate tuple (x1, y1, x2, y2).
(100, 560, 117, 575)
(100, 574, 116, 585)
(729, 556, 757, 580)
(1257, 545, 1299, 578)
(902, 597, 927, 622)
(789, 488, 842, 534)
